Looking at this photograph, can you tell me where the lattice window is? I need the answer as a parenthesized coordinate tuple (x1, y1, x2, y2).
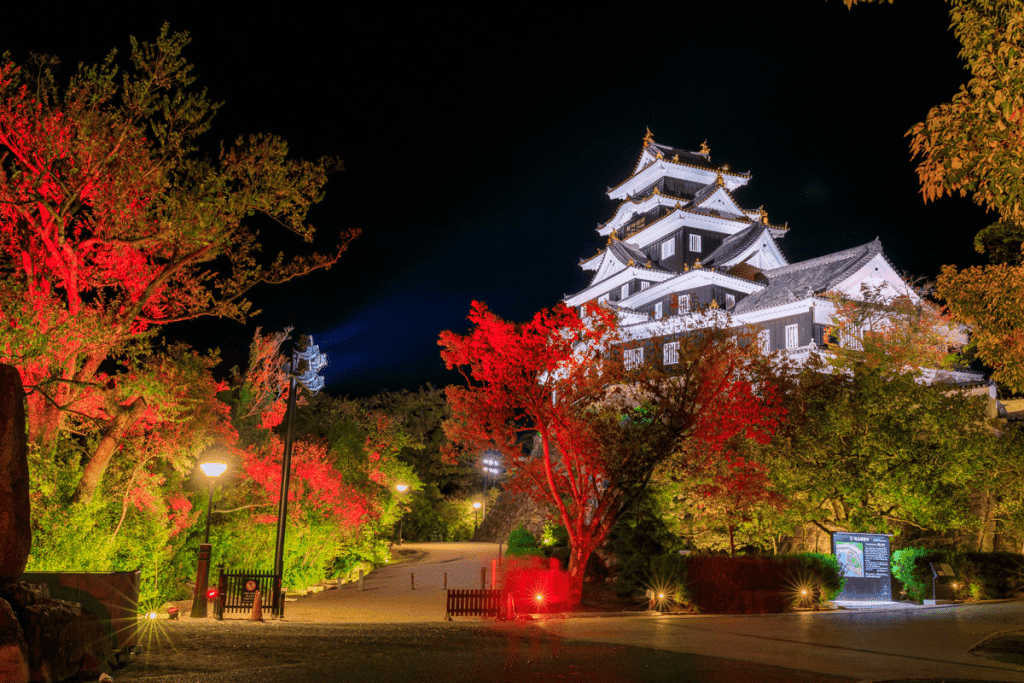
(654, 302, 663, 319)
(785, 324, 799, 349)
(621, 283, 629, 299)
(725, 293, 735, 309)
(661, 239, 675, 260)
(641, 281, 651, 291)
(624, 347, 644, 370)
(759, 329, 770, 353)
(678, 294, 690, 314)
(663, 341, 679, 365)
(689, 234, 702, 252)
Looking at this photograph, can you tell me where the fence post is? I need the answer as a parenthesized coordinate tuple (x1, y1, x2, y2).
(491, 559, 497, 589)
(480, 566, 486, 590)
(358, 569, 364, 591)
(411, 572, 415, 590)
(444, 572, 447, 590)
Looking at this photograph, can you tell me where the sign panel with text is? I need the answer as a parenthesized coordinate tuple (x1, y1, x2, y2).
(831, 532, 892, 602)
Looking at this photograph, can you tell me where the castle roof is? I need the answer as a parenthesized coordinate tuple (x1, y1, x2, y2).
(734, 238, 886, 313)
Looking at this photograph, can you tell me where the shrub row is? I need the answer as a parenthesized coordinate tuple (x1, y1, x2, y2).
(891, 548, 1024, 602)
(641, 552, 844, 613)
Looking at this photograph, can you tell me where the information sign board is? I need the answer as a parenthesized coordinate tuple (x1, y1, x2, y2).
(832, 532, 892, 601)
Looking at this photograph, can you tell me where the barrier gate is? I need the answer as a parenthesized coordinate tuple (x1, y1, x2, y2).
(212, 567, 284, 619)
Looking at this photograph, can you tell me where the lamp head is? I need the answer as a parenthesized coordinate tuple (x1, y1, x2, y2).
(199, 462, 227, 478)
(473, 502, 481, 509)
(396, 484, 408, 492)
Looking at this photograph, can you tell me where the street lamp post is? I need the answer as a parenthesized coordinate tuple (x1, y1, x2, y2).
(191, 456, 227, 618)
(395, 484, 408, 546)
(480, 452, 502, 520)
(272, 334, 327, 617)
(473, 502, 481, 532)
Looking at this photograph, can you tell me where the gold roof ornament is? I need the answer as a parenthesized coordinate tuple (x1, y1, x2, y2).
(644, 127, 654, 146)
(653, 186, 661, 195)
(709, 299, 719, 309)
(628, 258, 635, 266)
(715, 173, 725, 188)
(683, 263, 690, 272)
(655, 151, 664, 160)
(672, 154, 679, 162)
(674, 201, 682, 209)
(699, 140, 710, 155)
(694, 258, 702, 269)
(722, 164, 729, 171)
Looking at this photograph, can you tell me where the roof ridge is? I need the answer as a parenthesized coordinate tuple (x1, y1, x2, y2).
(766, 239, 881, 275)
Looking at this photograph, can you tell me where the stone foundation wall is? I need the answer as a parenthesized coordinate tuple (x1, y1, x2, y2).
(473, 489, 553, 544)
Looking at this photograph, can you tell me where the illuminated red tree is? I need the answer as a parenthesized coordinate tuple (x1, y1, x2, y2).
(0, 28, 356, 502)
(440, 301, 783, 605)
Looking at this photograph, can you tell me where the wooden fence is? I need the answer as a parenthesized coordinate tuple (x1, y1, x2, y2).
(446, 589, 508, 620)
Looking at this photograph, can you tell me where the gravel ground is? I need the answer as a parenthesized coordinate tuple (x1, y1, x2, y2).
(112, 618, 858, 683)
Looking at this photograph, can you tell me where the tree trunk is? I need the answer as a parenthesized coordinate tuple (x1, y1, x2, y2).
(72, 396, 147, 505)
(566, 540, 592, 605)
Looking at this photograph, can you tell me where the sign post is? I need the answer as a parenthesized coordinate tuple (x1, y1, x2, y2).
(831, 532, 893, 602)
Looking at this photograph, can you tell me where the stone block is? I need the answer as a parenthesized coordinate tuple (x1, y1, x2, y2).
(20, 599, 113, 683)
(0, 583, 48, 612)
(0, 365, 30, 582)
(0, 598, 28, 683)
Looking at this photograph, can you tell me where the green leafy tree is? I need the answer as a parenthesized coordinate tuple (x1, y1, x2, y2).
(841, 0, 1024, 391)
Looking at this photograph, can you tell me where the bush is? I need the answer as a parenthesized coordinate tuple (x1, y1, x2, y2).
(788, 553, 845, 601)
(898, 550, 1024, 602)
(891, 547, 931, 601)
(645, 553, 689, 605)
(507, 525, 538, 553)
(684, 554, 845, 613)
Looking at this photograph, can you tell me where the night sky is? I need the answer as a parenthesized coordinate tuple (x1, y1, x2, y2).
(5, 3, 992, 396)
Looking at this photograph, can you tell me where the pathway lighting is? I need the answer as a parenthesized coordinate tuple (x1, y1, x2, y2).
(167, 606, 179, 620)
(191, 451, 228, 618)
(473, 502, 481, 531)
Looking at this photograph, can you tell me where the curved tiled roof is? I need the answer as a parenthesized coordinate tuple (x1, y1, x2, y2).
(607, 136, 751, 195)
(733, 239, 886, 314)
(702, 223, 769, 267)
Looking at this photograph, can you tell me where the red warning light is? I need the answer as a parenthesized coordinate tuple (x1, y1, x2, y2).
(206, 588, 219, 600)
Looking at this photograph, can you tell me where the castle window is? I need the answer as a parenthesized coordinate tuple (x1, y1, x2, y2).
(624, 347, 644, 370)
(689, 234, 702, 252)
(661, 239, 675, 260)
(759, 329, 770, 352)
(654, 302, 663, 319)
(641, 281, 651, 291)
(725, 293, 735, 309)
(678, 294, 690, 314)
(621, 283, 629, 299)
(663, 341, 679, 365)
(785, 324, 799, 349)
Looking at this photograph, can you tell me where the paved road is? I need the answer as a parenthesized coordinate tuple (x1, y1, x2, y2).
(130, 543, 1024, 681)
(282, 542, 501, 623)
(540, 602, 1024, 681)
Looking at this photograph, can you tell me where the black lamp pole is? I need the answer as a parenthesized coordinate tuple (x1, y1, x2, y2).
(271, 335, 327, 617)
(272, 352, 299, 613)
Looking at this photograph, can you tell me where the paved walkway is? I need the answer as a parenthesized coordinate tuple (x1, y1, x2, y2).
(539, 601, 1024, 681)
(281, 542, 501, 623)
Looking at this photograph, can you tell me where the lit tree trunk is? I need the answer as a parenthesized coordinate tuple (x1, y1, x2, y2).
(72, 396, 147, 504)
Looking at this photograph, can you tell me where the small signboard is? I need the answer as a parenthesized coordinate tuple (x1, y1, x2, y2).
(832, 532, 892, 602)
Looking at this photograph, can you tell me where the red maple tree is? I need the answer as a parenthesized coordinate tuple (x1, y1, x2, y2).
(440, 301, 784, 604)
(0, 28, 356, 503)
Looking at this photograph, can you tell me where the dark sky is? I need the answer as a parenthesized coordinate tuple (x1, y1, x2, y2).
(6, 2, 991, 396)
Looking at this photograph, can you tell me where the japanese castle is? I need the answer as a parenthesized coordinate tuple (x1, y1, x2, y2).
(564, 130, 986, 389)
